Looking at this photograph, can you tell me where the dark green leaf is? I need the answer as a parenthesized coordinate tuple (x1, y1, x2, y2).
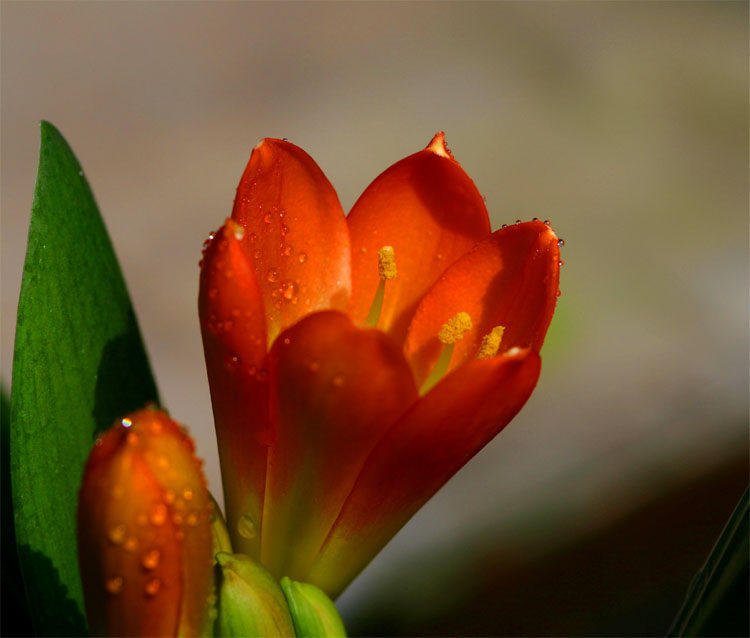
(669, 487, 749, 637)
(2, 384, 33, 636)
(10, 121, 159, 636)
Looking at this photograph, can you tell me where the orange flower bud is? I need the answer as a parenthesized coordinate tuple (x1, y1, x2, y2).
(77, 407, 214, 637)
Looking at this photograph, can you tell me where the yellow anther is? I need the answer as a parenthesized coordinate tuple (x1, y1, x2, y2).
(366, 246, 398, 327)
(377, 246, 397, 281)
(477, 326, 505, 359)
(438, 312, 473, 345)
(421, 311, 473, 394)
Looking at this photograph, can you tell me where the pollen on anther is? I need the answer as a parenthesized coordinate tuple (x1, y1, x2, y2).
(438, 312, 473, 344)
(477, 326, 505, 359)
(377, 246, 397, 280)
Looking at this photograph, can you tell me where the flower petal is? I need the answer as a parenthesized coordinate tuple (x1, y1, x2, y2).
(231, 138, 351, 344)
(347, 133, 491, 346)
(199, 223, 269, 559)
(404, 220, 560, 387)
(305, 348, 541, 598)
(261, 311, 418, 580)
(77, 408, 213, 637)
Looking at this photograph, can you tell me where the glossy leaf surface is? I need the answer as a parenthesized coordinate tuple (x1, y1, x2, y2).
(10, 122, 158, 635)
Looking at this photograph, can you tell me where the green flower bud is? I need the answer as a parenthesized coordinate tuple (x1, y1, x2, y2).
(216, 552, 295, 637)
(280, 577, 347, 637)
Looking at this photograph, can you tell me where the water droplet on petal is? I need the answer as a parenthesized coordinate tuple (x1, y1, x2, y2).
(249, 232, 258, 244)
(282, 245, 293, 257)
(556, 289, 562, 297)
(253, 249, 261, 259)
(281, 279, 298, 301)
(332, 375, 344, 388)
(263, 213, 272, 224)
(544, 219, 551, 225)
(145, 578, 161, 596)
(108, 524, 126, 545)
(501, 224, 507, 228)
(298, 252, 307, 264)
(156, 454, 169, 469)
(283, 337, 291, 345)
(126, 432, 139, 446)
(121, 418, 133, 428)
(515, 219, 522, 225)
(182, 489, 193, 501)
(106, 576, 124, 595)
(142, 549, 160, 570)
(164, 490, 176, 504)
(150, 503, 167, 526)
(267, 269, 279, 283)
(186, 512, 199, 526)
(238, 514, 257, 539)
(124, 536, 138, 552)
(558, 238, 565, 247)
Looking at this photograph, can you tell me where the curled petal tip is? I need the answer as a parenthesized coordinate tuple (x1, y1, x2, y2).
(425, 131, 453, 159)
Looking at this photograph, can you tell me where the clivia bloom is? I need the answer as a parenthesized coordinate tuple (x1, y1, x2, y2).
(77, 408, 214, 637)
(199, 133, 561, 598)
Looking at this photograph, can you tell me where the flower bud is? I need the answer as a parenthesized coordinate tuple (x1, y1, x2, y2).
(77, 407, 214, 637)
(281, 577, 346, 637)
(215, 552, 295, 637)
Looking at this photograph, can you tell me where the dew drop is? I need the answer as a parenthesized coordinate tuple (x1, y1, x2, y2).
(544, 219, 551, 225)
(208, 287, 218, 299)
(282, 245, 293, 257)
(121, 417, 133, 428)
(142, 549, 160, 570)
(559, 260, 565, 267)
(298, 252, 307, 264)
(150, 421, 163, 435)
(233, 225, 245, 240)
(124, 536, 138, 552)
(156, 454, 169, 470)
(249, 232, 258, 244)
(182, 488, 194, 501)
(186, 512, 199, 527)
(106, 576, 124, 595)
(108, 524, 126, 545)
(263, 213, 272, 224)
(267, 269, 280, 283)
(283, 337, 291, 345)
(145, 578, 161, 597)
(558, 238, 565, 247)
(150, 503, 167, 526)
(224, 353, 241, 370)
(238, 514, 258, 539)
(281, 279, 298, 301)
(126, 432, 139, 446)
(556, 289, 562, 297)
(308, 361, 320, 372)
(94, 437, 103, 447)
(515, 219, 521, 225)
(501, 224, 507, 228)
(332, 375, 344, 388)
(253, 249, 262, 259)
(172, 513, 184, 526)
(282, 223, 290, 236)
(164, 490, 176, 504)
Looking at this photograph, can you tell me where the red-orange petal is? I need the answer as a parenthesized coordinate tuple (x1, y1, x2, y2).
(77, 408, 213, 637)
(305, 348, 541, 598)
(231, 138, 351, 345)
(404, 220, 560, 387)
(348, 133, 491, 347)
(199, 222, 269, 558)
(260, 310, 418, 580)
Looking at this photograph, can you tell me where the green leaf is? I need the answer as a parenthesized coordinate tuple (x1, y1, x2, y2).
(2, 384, 33, 637)
(669, 487, 749, 637)
(10, 121, 159, 636)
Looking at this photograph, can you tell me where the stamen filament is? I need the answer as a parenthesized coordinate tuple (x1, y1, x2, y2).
(366, 246, 397, 328)
(421, 312, 473, 394)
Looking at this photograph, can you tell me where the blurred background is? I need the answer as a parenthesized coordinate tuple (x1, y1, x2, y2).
(2, 2, 747, 635)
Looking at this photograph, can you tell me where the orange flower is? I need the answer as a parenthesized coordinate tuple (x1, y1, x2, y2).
(77, 407, 214, 637)
(199, 134, 560, 598)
